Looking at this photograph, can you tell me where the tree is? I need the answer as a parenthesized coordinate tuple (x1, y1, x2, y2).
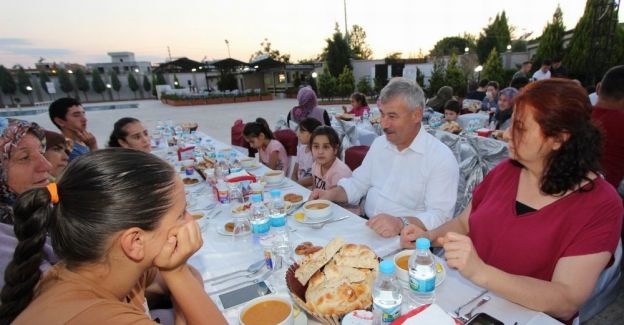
(151, 74, 158, 97)
(143, 75, 151, 96)
(430, 36, 476, 57)
(91, 69, 106, 101)
(476, 11, 512, 63)
(416, 68, 425, 88)
(217, 71, 237, 91)
(16, 68, 33, 105)
(349, 25, 373, 59)
(317, 66, 337, 99)
(534, 5, 566, 68)
(565, 0, 622, 83)
(444, 53, 467, 97)
(74, 69, 90, 102)
(38, 70, 52, 99)
(172, 74, 182, 89)
(482, 48, 504, 86)
(323, 24, 351, 78)
(110, 70, 121, 99)
(249, 38, 291, 63)
(511, 39, 528, 52)
(427, 58, 446, 97)
(58, 69, 74, 97)
(385, 52, 403, 60)
(357, 77, 373, 96)
(337, 66, 355, 98)
(128, 73, 139, 98)
(155, 72, 167, 85)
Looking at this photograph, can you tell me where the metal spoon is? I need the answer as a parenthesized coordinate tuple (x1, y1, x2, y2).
(309, 215, 350, 229)
(204, 259, 265, 284)
(461, 295, 491, 321)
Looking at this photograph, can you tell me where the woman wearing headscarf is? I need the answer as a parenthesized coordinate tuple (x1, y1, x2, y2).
(287, 86, 331, 127)
(0, 118, 56, 288)
(493, 87, 519, 130)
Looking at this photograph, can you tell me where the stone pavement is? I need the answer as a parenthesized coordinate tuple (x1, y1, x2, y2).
(14, 99, 623, 324)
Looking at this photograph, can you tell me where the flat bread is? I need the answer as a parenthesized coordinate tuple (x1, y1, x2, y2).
(295, 237, 345, 285)
(333, 244, 378, 270)
(305, 279, 372, 316)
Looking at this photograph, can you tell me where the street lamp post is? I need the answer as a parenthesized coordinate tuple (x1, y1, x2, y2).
(191, 68, 198, 93)
(225, 40, 231, 58)
(474, 65, 483, 83)
(25, 86, 33, 106)
(106, 83, 113, 101)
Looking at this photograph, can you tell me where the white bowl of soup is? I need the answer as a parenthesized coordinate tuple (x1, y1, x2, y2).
(303, 200, 332, 220)
(239, 295, 294, 325)
(264, 170, 285, 184)
(240, 157, 256, 169)
(393, 249, 414, 285)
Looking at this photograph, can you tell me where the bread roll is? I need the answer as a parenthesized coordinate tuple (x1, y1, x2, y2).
(295, 237, 345, 285)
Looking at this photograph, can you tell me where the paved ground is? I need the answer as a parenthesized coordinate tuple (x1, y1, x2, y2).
(14, 99, 623, 324)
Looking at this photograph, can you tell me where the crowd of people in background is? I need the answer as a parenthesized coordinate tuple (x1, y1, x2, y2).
(0, 61, 622, 324)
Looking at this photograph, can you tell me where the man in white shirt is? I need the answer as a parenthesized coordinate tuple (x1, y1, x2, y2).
(532, 60, 552, 81)
(311, 77, 459, 237)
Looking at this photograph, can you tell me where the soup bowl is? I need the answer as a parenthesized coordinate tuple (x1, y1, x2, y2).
(239, 295, 294, 325)
(303, 200, 332, 220)
(393, 249, 414, 285)
(264, 170, 285, 184)
(240, 157, 256, 169)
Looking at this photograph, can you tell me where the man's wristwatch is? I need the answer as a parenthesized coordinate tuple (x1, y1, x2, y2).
(399, 216, 410, 230)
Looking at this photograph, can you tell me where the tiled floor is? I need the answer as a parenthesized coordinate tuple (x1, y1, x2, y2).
(15, 99, 623, 324)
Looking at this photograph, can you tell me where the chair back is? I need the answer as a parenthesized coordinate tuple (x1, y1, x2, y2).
(231, 119, 256, 157)
(274, 129, 298, 156)
(345, 145, 370, 171)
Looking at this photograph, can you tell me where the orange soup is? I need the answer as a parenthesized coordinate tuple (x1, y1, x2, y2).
(266, 171, 282, 176)
(241, 300, 290, 325)
(306, 203, 329, 210)
(396, 255, 409, 271)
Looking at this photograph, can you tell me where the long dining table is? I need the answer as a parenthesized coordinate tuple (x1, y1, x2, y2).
(158, 131, 562, 325)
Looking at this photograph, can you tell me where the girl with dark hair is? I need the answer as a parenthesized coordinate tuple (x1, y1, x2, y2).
(293, 118, 322, 186)
(108, 117, 152, 153)
(243, 118, 289, 171)
(0, 149, 226, 324)
(401, 79, 623, 322)
(310, 126, 351, 191)
(347, 92, 370, 117)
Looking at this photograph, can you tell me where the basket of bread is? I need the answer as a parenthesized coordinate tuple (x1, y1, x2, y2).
(286, 237, 379, 325)
(440, 121, 463, 134)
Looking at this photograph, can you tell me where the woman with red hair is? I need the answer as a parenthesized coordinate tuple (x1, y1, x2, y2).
(401, 79, 622, 322)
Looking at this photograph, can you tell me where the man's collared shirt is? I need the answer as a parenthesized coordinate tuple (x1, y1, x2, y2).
(338, 127, 459, 230)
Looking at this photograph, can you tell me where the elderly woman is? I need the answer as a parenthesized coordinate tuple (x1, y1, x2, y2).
(44, 130, 70, 180)
(401, 79, 623, 322)
(108, 117, 152, 153)
(0, 118, 55, 287)
(493, 87, 518, 130)
(287, 86, 331, 127)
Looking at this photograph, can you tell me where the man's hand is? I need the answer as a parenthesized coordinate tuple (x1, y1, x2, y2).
(309, 188, 332, 201)
(75, 129, 98, 150)
(366, 214, 404, 238)
(399, 224, 427, 248)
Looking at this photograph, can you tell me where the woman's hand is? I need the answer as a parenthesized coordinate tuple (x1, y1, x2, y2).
(154, 220, 203, 272)
(400, 224, 427, 248)
(440, 232, 487, 285)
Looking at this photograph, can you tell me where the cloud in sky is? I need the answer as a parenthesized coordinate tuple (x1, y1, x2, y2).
(0, 38, 73, 63)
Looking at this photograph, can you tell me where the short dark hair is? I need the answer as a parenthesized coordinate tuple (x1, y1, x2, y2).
(522, 61, 531, 66)
(243, 117, 274, 140)
(443, 99, 461, 114)
(108, 117, 140, 147)
(299, 117, 322, 134)
(542, 60, 552, 66)
(510, 77, 530, 90)
(49, 97, 81, 130)
(351, 92, 368, 106)
(310, 126, 341, 155)
(599, 65, 624, 101)
(478, 78, 490, 88)
(0, 149, 177, 323)
(486, 81, 500, 90)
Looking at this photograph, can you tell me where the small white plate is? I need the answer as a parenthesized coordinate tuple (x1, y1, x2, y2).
(244, 162, 262, 171)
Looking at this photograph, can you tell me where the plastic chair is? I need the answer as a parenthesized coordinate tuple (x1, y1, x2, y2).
(274, 129, 298, 156)
(344, 145, 370, 171)
(231, 119, 256, 158)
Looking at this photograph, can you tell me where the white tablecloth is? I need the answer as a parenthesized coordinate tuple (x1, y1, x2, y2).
(166, 132, 560, 325)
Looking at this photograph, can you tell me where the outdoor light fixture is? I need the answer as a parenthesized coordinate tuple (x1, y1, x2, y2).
(68, 70, 73, 74)
(51, 69, 56, 74)
(312, 72, 318, 78)
(174, 81, 179, 86)
(106, 84, 112, 88)
(192, 68, 196, 72)
(278, 73, 286, 82)
(25, 86, 32, 91)
(507, 44, 512, 51)
(254, 65, 259, 69)
(474, 65, 483, 72)
(134, 68, 140, 73)
(464, 47, 469, 53)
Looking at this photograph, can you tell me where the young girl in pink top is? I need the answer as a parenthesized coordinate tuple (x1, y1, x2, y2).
(243, 118, 289, 171)
(347, 92, 370, 117)
(293, 118, 322, 187)
(310, 126, 352, 190)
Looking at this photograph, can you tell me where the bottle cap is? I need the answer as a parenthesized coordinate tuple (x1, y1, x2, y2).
(251, 194, 262, 202)
(379, 260, 395, 274)
(416, 237, 431, 250)
(271, 189, 281, 197)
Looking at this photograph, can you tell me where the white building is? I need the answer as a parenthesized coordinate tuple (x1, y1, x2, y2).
(86, 52, 152, 74)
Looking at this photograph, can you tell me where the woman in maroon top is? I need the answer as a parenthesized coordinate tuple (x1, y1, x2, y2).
(400, 79, 623, 322)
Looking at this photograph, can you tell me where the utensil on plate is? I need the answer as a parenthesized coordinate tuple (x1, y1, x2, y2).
(204, 259, 265, 284)
(209, 264, 265, 286)
(453, 289, 488, 316)
(460, 295, 491, 322)
(207, 271, 273, 296)
(309, 215, 350, 229)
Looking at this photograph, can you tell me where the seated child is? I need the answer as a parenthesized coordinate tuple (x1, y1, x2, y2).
(292, 118, 322, 187)
(310, 126, 352, 190)
(243, 118, 289, 171)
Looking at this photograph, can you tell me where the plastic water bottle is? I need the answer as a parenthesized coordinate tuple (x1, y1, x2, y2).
(215, 152, 229, 180)
(228, 182, 244, 205)
(363, 111, 370, 123)
(229, 152, 242, 174)
(268, 190, 286, 228)
(250, 194, 270, 240)
(407, 238, 436, 306)
(373, 260, 403, 325)
(205, 140, 216, 159)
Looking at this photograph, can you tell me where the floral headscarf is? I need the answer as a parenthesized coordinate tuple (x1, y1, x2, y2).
(0, 118, 46, 224)
(291, 86, 319, 124)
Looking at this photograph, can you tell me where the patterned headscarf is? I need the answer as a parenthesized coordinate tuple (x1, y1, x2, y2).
(0, 118, 46, 224)
(495, 87, 519, 126)
(292, 86, 319, 123)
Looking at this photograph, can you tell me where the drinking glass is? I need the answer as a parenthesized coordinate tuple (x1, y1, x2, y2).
(232, 215, 252, 249)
